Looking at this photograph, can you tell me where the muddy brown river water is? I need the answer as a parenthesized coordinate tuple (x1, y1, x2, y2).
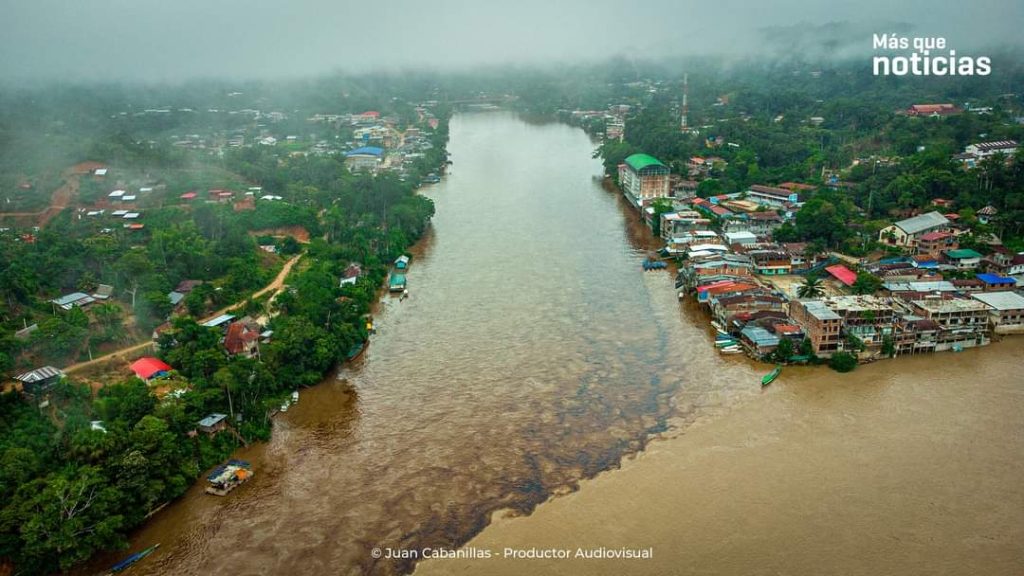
(100, 112, 1024, 576)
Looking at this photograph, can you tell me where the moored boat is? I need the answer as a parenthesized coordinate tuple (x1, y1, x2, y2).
(388, 273, 407, 292)
(719, 346, 743, 354)
(205, 460, 253, 496)
(106, 544, 160, 574)
(761, 365, 782, 387)
(346, 340, 367, 361)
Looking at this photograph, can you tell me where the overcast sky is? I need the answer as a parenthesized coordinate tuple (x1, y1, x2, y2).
(1, 0, 1021, 82)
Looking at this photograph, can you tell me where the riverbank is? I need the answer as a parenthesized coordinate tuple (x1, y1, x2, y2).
(414, 339, 1024, 576)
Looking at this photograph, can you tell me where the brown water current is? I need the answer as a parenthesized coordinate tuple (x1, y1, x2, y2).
(88, 112, 1024, 576)
(93, 112, 763, 576)
(415, 343, 1024, 576)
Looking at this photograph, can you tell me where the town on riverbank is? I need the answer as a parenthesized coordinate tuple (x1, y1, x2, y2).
(607, 127, 1021, 372)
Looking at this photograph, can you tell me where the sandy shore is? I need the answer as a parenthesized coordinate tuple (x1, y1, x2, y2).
(415, 341, 1024, 576)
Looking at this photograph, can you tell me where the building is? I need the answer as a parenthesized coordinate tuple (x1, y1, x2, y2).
(749, 250, 792, 276)
(916, 231, 957, 257)
(789, 299, 842, 356)
(909, 298, 990, 351)
(224, 321, 260, 358)
(906, 104, 960, 117)
(618, 154, 670, 209)
(964, 140, 1018, 159)
(971, 291, 1024, 334)
(739, 326, 780, 356)
(51, 292, 95, 311)
(339, 263, 362, 287)
(130, 357, 173, 383)
(894, 317, 941, 356)
(660, 211, 711, 240)
(975, 273, 1016, 292)
(723, 231, 757, 246)
(821, 295, 896, 351)
(878, 211, 950, 248)
(344, 146, 384, 172)
(197, 413, 228, 435)
(13, 366, 64, 395)
(202, 314, 235, 330)
(745, 185, 802, 208)
(824, 264, 857, 288)
(976, 205, 998, 224)
(944, 249, 983, 270)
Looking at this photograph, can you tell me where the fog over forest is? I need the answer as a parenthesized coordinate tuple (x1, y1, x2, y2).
(2, 0, 1022, 82)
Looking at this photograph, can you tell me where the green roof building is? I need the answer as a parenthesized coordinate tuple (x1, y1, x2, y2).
(619, 153, 670, 209)
(945, 248, 983, 270)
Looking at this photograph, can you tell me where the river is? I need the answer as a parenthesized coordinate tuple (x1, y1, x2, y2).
(99, 112, 1024, 576)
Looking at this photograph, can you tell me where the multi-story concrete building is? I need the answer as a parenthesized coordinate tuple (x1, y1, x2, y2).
(909, 298, 991, 351)
(821, 295, 896, 351)
(619, 154, 670, 209)
(971, 291, 1024, 334)
(789, 299, 842, 356)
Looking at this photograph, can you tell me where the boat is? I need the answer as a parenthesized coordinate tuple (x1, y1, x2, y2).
(291, 390, 299, 403)
(715, 334, 733, 341)
(714, 339, 738, 348)
(710, 321, 726, 332)
(761, 365, 782, 387)
(719, 347, 743, 354)
(642, 259, 667, 271)
(346, 340, 367, 361)
(279, 402, 289, 412)
(388, 273, 407, 292)
(205, 460, 253, 496)
(106, 544, 160, 574)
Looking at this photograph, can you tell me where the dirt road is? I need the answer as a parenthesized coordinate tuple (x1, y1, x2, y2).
(63, 254, 302, 375)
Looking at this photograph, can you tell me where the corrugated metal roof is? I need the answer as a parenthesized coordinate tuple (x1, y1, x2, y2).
(972, 291, 1024, 311)
(825, 264, 857, 287)
(624, 154, 667, 172)
(14, 366, 64, 383)
(894, 211, 948, 235)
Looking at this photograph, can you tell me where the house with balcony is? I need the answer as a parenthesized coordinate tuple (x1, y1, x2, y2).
(789, 299, 842, 357)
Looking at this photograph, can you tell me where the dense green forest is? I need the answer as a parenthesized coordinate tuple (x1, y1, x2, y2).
(0, 76, 446, 574)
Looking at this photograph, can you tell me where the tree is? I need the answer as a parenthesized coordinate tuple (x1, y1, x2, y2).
(696, 178, 723, 198)
(829, 351, 858, 372)
(114, 250, 155, 309)
(881, 335, 895, 358)
(774, 338, 794, 362)
(852, 271, 882, 295)
(649, 198, 674, 236)
(845, 333, 865, 353)
(799, 337, 815, 357)
(16, 466, 126, 572)
(797, 275, 825, 298)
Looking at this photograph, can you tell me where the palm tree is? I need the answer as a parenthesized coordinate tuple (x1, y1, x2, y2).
(797, 275, 825, 299)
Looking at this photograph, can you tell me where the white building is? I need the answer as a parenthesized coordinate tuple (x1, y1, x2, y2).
(878, 211, 950, 248)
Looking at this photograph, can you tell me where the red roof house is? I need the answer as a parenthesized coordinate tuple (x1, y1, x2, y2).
(825, 264, 857, 287)
(130, 357, 172, 382)
(224, 321, 259, 357)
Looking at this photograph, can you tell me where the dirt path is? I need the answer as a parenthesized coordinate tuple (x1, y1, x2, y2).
(0, 164, 86, 226)
(63, 254, 302, 375)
